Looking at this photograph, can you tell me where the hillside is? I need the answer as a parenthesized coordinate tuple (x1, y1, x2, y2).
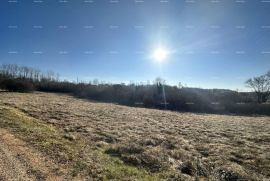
(0, 91, 269, 180)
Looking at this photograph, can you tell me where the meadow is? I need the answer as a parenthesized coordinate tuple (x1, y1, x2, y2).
(0, 91, 269, 180)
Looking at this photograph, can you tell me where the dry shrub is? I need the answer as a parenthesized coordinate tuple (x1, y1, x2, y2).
(139, 147, 170, 171)
(179, 161, 194, 176)
(169, 149, 188, 160)
(106, 143, 144, 155)
(106, 144, 170, 172)
(216, 163, 249, 181)
(178, 160, 209, 177)
(139, 137, 163, 147)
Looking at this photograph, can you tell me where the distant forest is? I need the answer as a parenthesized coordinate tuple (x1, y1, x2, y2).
(0, 64, 269, 115)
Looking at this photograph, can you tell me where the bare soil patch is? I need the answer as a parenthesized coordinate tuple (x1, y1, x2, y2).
(0, 128, 63, 181)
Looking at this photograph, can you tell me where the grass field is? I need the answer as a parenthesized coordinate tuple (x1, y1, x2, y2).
(0, 91, 269, 180)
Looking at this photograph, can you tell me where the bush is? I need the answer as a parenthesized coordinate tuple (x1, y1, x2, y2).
(106, 144, 169, 172)
(0, 78, 34, 92)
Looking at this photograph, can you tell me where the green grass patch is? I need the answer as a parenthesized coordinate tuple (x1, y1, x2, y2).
(95, 149, 163, 181)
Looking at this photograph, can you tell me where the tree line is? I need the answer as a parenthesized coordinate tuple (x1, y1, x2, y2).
(0, 64, 59, 82)
(0, 64, 269, 115)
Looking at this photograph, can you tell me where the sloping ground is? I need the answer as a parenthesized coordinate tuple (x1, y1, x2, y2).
(0, 104, 158, 180)
(0, 91, 269, 180)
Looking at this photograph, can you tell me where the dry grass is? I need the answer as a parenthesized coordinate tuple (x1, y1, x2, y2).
(0, 91, 269, 180)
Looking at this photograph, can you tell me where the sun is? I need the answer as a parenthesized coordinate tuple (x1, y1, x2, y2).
(153, 48, 168, 62)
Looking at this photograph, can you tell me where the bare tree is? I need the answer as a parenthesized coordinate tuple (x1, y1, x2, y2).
(46, 70, 55, 81)
(34, 69, 41, 81)
(154, 77, 166, 86)
(246, 72, 270, 103)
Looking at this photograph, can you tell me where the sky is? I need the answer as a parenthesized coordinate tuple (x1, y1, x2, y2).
(0, 0, 270, 91)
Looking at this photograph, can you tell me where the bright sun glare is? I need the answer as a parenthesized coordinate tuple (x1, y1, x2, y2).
(153, 48, 168, 62)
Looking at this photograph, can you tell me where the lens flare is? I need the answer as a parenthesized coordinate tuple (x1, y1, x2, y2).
(153, 48, 168, 62)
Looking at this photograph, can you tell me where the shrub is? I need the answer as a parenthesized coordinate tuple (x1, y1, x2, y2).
(106, 144, 169, 172)
(0, 78, 34, 92)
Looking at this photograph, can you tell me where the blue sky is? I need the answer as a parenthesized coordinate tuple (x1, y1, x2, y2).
(0, 0, 270, 90)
